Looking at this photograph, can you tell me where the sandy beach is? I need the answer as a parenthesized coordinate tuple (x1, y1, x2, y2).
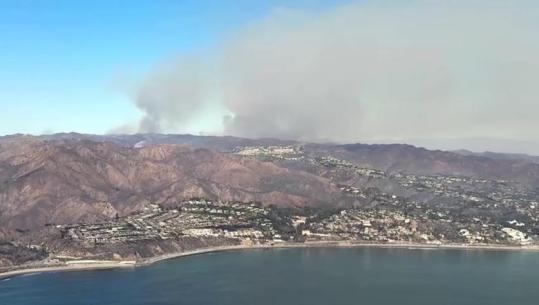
(2, 241, 539, 280)
(0, 261, 136, 280)
(110, 241, 539, 267)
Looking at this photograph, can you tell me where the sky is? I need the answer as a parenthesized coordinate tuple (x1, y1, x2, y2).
(1, 0, 539, 154)
(0, 0, 345, 135)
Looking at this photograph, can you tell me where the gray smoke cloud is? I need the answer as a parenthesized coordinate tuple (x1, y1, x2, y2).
(120, 57, 213, 133)
(121, 0, 539, 149)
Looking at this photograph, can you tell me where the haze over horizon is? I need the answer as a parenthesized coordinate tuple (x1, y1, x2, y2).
(2, 0, 539, 154)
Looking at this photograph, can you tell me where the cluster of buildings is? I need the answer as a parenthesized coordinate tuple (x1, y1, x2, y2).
(62, 200, 283, 246)
(60, 149, 539, 249)
(60, 195, 537, 249)
(316, 156, 386, 179)
(304, 207, 534, 245)
(234, 146, 303, 161)
(294, 155, 537, 246)
(306, 209, 423, 243)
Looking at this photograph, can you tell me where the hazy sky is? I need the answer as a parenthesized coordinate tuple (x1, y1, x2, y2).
(1, 1, 539, 154)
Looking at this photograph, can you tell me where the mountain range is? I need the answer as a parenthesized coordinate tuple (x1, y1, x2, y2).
(1, 133, 539, 230)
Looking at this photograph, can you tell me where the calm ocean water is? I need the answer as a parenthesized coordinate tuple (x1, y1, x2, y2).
(1, 247, 538, 305)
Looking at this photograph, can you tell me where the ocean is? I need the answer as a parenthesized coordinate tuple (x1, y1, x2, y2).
(1, 247, 538, 305)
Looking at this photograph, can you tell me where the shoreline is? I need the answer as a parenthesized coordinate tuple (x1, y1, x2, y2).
(2, 241, 539, 280)
(0, 261, 136, 281)
(136, 241, 539, 266)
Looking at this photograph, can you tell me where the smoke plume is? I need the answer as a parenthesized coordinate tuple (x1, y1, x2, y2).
(122, 1, 539, 145)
